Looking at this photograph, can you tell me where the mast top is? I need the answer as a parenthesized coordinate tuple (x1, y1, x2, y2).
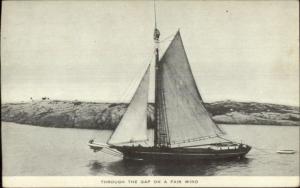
(153, 0, 160, 41)
(154, 0, 157, 29)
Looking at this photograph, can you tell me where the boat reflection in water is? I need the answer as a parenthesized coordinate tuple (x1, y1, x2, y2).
(87, 157, 251, 176)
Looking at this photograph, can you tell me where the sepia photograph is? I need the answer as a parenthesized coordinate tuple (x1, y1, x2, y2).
(1, 0, 299, 187)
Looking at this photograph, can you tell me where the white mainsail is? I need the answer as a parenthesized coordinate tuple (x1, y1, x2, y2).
(156, 31, 224, 147)
(107, 65, 150, 145)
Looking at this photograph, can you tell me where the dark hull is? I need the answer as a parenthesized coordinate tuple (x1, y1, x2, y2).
(112, 144, 251, 161)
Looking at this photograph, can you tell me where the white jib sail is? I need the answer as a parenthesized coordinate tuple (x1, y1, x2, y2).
(107, 65, 150, 145)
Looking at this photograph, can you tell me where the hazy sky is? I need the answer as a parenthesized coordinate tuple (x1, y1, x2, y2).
(2, 0, 299, 106)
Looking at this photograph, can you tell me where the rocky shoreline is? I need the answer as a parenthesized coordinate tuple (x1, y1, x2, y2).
(1, 100, 299, 129)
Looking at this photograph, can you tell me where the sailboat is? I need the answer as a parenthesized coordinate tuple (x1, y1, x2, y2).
(89, 6, 251, 161)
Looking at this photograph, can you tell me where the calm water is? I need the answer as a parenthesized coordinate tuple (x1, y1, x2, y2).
(2, 122, 299, 176)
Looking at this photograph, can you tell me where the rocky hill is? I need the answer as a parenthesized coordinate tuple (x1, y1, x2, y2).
(1, 100, 299, 129)
(206, 100, 299, 126)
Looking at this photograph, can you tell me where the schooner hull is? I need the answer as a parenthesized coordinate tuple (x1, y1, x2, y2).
(112, 145, 251, 161)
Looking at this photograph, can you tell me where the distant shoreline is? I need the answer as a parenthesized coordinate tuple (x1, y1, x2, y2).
(1, 121, 298, 129)
(1, 100, 299, 130)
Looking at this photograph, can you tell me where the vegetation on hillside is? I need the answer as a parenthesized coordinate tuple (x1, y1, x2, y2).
(1, 100, 299, 129)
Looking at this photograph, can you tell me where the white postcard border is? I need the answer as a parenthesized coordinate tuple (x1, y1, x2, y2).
(2, 176, 299, 187)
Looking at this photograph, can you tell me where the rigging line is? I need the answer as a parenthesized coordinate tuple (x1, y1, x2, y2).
(172, 135, 219, 145)
(173, 141, 233, 149)
(120, 51, 155, 102)
(106, 52, 154, 145)
(154, 0, 157, 29)
(102, 150, 122, 157)
(101, 150, 123, 157)
(121, 73, 139, 102)
(103, 151, 122, 157)
(157, 32, 177, 59)
(121, 52, 154, 101)
(103, 147, 122, 155)
(120, 66, 145, 102)
(217, 135, 241, 144)
(100, 147, 123, 156)
(159, 33, 177, 43)
(157, 65, 170, 146)
(161, 76, 170, 145)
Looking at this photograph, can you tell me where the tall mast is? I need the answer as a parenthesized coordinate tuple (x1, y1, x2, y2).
(153, 0, 160, 147)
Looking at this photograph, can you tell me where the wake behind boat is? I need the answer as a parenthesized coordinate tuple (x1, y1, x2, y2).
(89, 2, 251, 161)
